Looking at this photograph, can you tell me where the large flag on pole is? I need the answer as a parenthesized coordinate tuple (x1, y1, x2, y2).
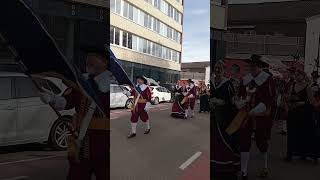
(109, 48, 135, 87)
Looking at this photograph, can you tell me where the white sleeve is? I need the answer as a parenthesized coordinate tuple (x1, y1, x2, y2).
(249, 103, 267, 115)
(52, 96, 67, 111)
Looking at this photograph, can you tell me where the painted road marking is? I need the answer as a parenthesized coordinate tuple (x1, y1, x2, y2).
(179, 152, 202, 170)
(0, 155, 64, 166)
(0, 176, 28, 180)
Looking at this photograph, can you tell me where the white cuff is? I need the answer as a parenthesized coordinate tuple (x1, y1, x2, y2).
(249, 103, 266, 115)
(188, 94, 195, 98)
(52, 96, 67, 111)
(145, 102, 151, 111)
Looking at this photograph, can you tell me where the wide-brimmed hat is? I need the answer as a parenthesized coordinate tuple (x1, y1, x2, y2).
(188, 79, 194, 83)
(136, 76, 148, 84)
(247, 54, 269, 68)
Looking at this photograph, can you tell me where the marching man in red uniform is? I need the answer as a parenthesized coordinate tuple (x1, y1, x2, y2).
(185, 79, 197, 118)
(236, 55, 275, 179)
(125, 76, 152, 138)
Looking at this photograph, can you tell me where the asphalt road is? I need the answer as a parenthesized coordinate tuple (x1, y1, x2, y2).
(247, 126, 320, 180)
(0, 102, 210, 180)
(110, 102, 210, 180)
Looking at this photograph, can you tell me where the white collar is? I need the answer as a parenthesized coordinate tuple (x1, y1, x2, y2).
(213, 77, 229, 89)
(243, 71, 270, 86)
(138, 84, 148, 91)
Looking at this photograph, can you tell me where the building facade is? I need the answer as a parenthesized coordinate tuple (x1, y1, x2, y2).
(210, 0, 228, 69)
(110, 0, 184, 84)
(181, 61, 210, 82)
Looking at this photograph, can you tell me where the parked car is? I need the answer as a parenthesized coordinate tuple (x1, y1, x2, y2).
(110, 84, 133, 109)
(0, 72, 72, 150)
(150, 86, 171, 105)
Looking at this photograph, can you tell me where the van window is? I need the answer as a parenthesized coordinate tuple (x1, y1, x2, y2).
(37, 79, 61, 95)
(0, 78, 12, 100)
(15, 77, 40, 98)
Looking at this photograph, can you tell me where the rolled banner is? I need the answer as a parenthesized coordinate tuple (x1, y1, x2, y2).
(181, 96, 188, 104)
(225, 109, 248, 135)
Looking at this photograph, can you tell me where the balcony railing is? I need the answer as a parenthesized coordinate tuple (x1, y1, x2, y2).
(225, 33, 305, 57)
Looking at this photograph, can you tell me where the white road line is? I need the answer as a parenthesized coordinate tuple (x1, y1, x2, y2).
(0, 155, 63, 166)
(179, 152, 202, 170)
(0, 176, 29, 180)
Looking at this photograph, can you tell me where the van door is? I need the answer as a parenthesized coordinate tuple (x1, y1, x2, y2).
(0, 77, 18, 145)
(110, 86, 116, 108)
(14, 77, 57, 142)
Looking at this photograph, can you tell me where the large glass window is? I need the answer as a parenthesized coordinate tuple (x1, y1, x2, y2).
(115, 28, 120, 45)
(129, 4, 133, 20)
(123, 1, 128, 18)
(122, 31, 128, 47)
(133, 7, 138, 23)
(128, 33, 133, 49)
(111, 0, 115, 12)
(110, 27, 114, 44)
(110, 27, 180, 62)
(116, 0, 121, 14)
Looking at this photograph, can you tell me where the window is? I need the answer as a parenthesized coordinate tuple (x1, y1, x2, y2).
(128, 33, 133, 49)
(116, 0, 121, 14)
(138, 38, 144, 52)
(123, 1, 128, 18)
(143, 39, 147, 53)
(129, 4, 133, 20)
(0, 78, 12, 100)
(110, 27, 114, 44)
(132, 35, 138, 51)
(114, 28, 120, 45)
(139, 11, 144, 26)
(151, 43, 156, 56)
(111, 0, 115, 12)
(133, 7, 139, 23)
(122, 32, 128, 47)
(15, 77, 39, 98)
(37, 79, 61, 95)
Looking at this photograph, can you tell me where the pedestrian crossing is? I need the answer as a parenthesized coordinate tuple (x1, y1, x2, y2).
(110, 103, 172, 120)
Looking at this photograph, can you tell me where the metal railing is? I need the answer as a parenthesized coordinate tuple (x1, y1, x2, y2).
(225, 33, 305, 57)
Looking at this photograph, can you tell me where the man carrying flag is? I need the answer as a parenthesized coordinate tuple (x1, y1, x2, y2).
(124, 76, 152, 138)
(41, 47, 109, 180)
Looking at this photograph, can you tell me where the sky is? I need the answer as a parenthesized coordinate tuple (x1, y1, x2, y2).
(182, 0, 210, 63)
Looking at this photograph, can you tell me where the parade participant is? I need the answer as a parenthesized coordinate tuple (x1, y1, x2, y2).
(286, 69, 320, 162)
(41, 47, 109, 180)
(185, 79, 197, 118)
(125, 76, 152, 138)
(199, 83, 209, 113)
(237, 55, 275, 179)
(210, 61, 239, 177)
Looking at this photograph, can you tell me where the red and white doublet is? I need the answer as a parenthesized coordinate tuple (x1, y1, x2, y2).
(129, 84, 152, 123)
(238, 70, 275, 153)
(186, 83, 197, 110)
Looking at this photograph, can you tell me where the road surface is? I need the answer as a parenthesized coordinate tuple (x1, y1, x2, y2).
(110, 102, 210, 180)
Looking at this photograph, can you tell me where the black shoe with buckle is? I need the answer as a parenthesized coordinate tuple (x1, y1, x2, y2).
(144, 128, 151, 134)
(127, 133, 136, 139)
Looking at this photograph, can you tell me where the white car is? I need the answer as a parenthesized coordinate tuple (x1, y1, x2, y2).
(110, 84, 133, 109)
(150, 86, 171, 105)
(0, 72, 71, 150)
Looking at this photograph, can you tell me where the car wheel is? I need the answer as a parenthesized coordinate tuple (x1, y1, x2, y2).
(49, 116, 71, 150)
(153, 97, 159, 105)
(125, 98, 133, 109)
